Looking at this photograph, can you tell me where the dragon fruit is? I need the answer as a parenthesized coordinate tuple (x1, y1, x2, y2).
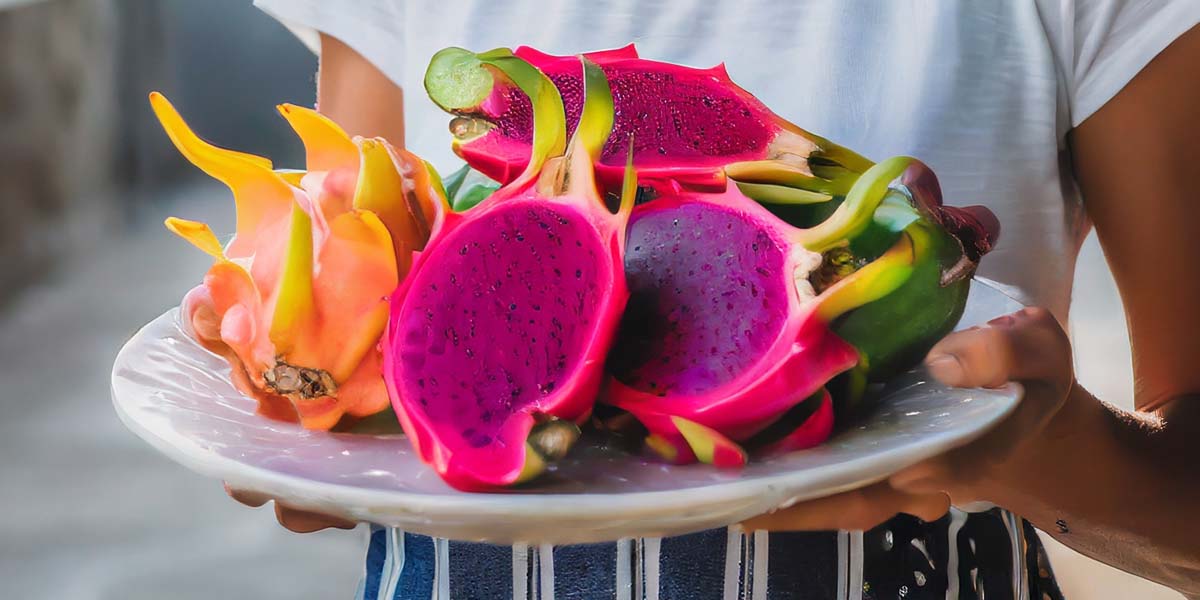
(383, 51, 635, 490)
(820, 159, 999, 412)
(422, 48, 1000, 468)
(424, 45, 871, 203)
(606, 157, 935, 466)
(151, 92, 443, 430)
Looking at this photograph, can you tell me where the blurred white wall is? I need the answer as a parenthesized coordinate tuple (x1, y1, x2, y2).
(0, 0, 117, 301)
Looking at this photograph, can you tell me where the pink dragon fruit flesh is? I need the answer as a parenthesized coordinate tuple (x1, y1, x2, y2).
(383, 51, 636, 490)
(424, 45, 872, 203)
(606, 158, 926, 466)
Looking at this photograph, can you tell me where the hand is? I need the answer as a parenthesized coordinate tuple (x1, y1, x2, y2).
(744, 306, 1075, 531)
(224, 484, 358, 533)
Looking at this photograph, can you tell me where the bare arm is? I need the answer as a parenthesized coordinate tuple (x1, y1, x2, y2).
(894, 26, 1200, 593)
(315, 33, 406, 145)
(1074, 28, 1200, 414)
(1007, 23, 1200, 591)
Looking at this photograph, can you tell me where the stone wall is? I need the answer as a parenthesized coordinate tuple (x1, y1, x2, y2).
(0, 0, 319, 304)
(0, 0, 118, 300)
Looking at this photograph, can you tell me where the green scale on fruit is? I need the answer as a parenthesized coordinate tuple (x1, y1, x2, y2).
(771, 157, 999, 413)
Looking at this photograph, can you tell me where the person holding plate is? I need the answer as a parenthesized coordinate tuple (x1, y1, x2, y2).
(225, 1, 1200, 598)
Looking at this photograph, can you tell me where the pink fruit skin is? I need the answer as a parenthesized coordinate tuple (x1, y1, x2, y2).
(759, 389, 836, 455)
(606, 188, 859, 458)
(610, 311, 856, 440)
(382, 180, 628, 491)
(456, 45, 783, 193)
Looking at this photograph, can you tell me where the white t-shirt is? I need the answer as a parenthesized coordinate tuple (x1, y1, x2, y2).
(256, 0, 1199, 319)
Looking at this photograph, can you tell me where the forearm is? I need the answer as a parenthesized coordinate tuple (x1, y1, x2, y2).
(317, 33, 406, 146)
(985, 386, 1200, 594)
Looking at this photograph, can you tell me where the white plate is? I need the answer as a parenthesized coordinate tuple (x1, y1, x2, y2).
(113, 279, 1023, 544)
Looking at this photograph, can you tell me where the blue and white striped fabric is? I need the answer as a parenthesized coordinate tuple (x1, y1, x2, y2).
(354, 508, 1064, 599)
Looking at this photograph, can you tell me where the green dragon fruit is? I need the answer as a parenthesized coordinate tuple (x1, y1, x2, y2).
(822, 159, 1000, 412)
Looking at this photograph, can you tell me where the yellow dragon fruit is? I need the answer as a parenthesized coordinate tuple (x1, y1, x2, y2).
(150, 92, 445, 430)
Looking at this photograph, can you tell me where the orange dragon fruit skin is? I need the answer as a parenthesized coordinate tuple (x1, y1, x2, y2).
(150, 92, 442, 430)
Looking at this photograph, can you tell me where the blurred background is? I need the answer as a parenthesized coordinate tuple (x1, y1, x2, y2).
(0, 0, 1183, 598)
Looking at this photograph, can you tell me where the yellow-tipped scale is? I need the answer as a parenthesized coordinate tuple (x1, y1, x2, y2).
(277, 103, 358, 172)
(149, 92, 295, 258)
(812, 232, 917, 323)
(268, 203, 316, 355)
(164, 218, 227, 261)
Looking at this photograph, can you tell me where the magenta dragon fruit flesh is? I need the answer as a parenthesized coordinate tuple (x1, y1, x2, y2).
(605, 158, 927, 466)
(384, 50, 636, 490)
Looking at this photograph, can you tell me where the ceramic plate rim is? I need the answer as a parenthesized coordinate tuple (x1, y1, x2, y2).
(112, 279, 1024, 540)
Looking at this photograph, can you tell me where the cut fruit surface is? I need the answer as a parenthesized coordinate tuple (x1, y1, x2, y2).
(387, 52, 635, 490)
(606, 159, 925, 461)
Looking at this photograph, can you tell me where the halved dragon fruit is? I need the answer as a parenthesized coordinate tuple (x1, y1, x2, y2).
(151, 93, 442, 430)
(606, 158, 929, 466)
(383, 51, 635, 490)
(424, 45, 871, 203)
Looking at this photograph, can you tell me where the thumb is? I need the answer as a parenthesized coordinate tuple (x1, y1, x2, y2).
(899, 307, 1075, 491)
(924, 307, 1073, 401)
